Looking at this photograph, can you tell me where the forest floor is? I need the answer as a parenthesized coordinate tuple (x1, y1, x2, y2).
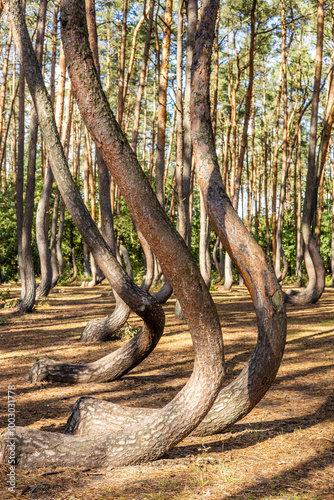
(0, 282, 333, 500)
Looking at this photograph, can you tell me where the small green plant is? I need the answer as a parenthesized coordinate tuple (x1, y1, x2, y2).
(325, 274, 333, 286)
(160, 479, 178, 488)
(123, 323, 140, 338)
(0, 289, 10, 303)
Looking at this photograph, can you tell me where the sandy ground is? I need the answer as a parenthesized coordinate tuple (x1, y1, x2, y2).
(0, 283, 333, 499)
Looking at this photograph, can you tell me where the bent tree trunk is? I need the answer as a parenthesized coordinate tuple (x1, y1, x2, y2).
(62, 0, 287, 441)
(2, 0, 225, 469)
(16, 0, 47, 312)
(285, 0, 325, 305)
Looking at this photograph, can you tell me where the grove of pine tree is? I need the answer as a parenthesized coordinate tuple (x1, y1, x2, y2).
(0, 0, 332, 471)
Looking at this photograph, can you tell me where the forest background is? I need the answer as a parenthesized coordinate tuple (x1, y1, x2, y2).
(0, 0, 333, 293)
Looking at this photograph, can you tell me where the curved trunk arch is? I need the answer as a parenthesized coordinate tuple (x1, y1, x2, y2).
(63, 0, 287, 441)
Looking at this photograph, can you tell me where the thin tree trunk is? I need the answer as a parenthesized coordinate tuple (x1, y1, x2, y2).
(116, 0, 127, 125)
(262, 68, 271, 259)
(275, 0, 289, 282)
(130, 0, 155, 153)
(0, 29, 12, 153)
(16, 0, 25, 289)
(36, 2, 60, 298)
(296, 130, 303, 284)
(271, 64, 283, 267)
(122, 4, 148, 122)
(155, 0, 173, 208)
(199, 190, 211, 288)
(331, 160, 334, 285)
(315, 53, 334, 246)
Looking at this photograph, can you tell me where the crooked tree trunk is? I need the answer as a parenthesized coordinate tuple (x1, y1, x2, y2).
(16, 0, 47, 312)
(62, 0, 287, 442)
(285, 0, 325, 305)
(16, 1, 25, 288)
(2, 0, 225, 469)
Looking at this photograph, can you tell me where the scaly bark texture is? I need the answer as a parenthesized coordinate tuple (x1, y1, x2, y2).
(2, 0, 224, 469)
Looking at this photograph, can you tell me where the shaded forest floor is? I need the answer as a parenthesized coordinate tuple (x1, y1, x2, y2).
(0, 283, 333, 500)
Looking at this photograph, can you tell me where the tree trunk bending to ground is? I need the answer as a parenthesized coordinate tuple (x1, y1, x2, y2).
(61, 0, 286, 441)
(284, 0, 325, 305)
(1, 0, 225, 469)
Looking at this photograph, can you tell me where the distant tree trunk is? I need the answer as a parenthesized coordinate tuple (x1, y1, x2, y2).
(285, 0, 325, 305)
(262, 69, 271, 259)
(271, 64, 283, 267)
(155, 0, 173, 208)
(122, 5, 148, 122)
(0, 29, 12, 154)
(199, 190, 211, 288)
(116, 0, 127, 125)
(16, 0, 47, 312)
(50, 188, 60, 286)
(315, 56, 334, 247)
(16, 1, 25, 288)
(331, 160, 334, 285)
(174, 0, 186, 318)
(36, 2, 60, 298)
(56, 82, 73, 280)
(296, 130, 303, 285)
(50, 43, 67, 287)
(213, 236, 223, 283)
(224, 0, 256, 291)
(275, 0, 289, 282)
(130, 0, 155, 153)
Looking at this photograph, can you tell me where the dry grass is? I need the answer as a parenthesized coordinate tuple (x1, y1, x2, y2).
(0, 283, 333, 499)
